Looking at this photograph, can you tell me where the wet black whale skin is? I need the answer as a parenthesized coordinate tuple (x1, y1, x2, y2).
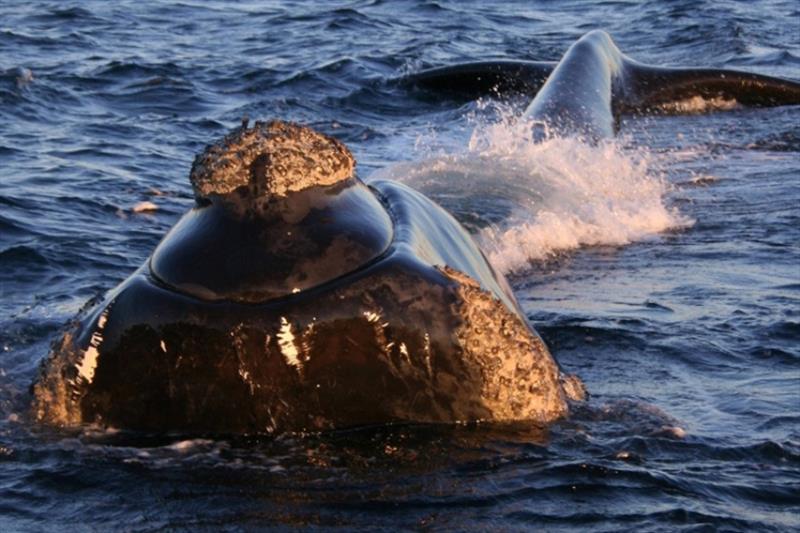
(33, 179, 566, 434)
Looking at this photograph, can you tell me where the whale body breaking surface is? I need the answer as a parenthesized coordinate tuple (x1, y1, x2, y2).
(33, 120, 577, 433)
(32, 31, 799, 434)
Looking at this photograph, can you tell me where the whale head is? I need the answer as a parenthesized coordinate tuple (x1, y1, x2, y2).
(149, 120, 394, 302)
(31, 120, 576, 434)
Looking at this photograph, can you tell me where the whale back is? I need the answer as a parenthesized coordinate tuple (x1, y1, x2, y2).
(400, 60, 555, 98)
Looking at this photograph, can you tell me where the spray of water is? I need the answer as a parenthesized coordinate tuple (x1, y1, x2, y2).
(372, 102, 693, 274)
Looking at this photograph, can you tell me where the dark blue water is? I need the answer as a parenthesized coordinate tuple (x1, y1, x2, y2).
(1, 1, 799, 530)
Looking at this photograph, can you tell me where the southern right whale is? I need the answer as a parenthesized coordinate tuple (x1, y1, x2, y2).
(32, 31, 799, 435)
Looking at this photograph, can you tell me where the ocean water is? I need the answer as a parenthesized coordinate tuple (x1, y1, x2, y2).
(1, 1, 799, 531)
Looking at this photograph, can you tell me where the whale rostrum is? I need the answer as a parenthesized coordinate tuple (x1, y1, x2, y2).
(150, 122, 394, 303)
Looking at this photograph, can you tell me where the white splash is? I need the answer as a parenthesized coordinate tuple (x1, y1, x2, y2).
(167, 439, 215, 453)
(374, 107, 692, 274)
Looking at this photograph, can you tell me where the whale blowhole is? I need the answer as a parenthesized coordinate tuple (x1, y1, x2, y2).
(189, 120, 356, 203)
